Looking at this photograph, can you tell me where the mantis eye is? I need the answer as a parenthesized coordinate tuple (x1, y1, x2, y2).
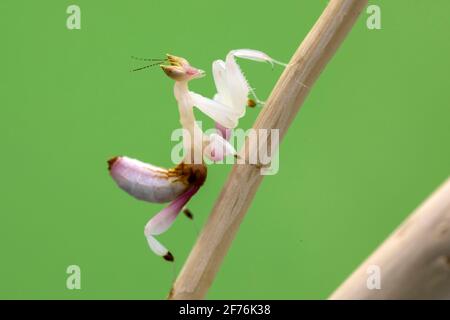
(166, 54, 190, 67)
(161, 65, 187, 80)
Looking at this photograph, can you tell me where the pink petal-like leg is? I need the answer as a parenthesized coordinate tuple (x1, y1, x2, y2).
(203, 133, 236, 162)
(215, 122, 232, 141)
(143, 163, 207, 261)
(144, 185, 200, 261)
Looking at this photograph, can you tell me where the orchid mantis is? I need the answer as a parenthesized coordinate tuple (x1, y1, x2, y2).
(108, 49, 285, 261)
(162, 50, 285, 162)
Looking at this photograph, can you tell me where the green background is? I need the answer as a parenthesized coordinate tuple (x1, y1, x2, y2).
(1, 0, 449, 299)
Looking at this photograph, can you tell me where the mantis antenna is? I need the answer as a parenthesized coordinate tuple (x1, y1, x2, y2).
(131, 56, 167, 62)
(131, 61, 165, 72)
(130, 56, 168, 72)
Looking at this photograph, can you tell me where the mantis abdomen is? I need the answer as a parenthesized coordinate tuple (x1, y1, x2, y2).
(108, 156, 189, 203)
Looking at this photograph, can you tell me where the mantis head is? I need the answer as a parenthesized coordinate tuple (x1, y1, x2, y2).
(161, 54, 205, 82)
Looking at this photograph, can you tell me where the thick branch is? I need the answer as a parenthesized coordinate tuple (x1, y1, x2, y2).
(330, 178, 450, 299)
(169, 0, 368, 299)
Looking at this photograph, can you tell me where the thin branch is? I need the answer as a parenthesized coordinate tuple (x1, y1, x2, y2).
(330, 177, 450, 299)
(168, 0, 368, 299)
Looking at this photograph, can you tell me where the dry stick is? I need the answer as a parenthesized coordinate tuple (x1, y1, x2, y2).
(169, 0, 368, 300)
(330, 177, 450, 300)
